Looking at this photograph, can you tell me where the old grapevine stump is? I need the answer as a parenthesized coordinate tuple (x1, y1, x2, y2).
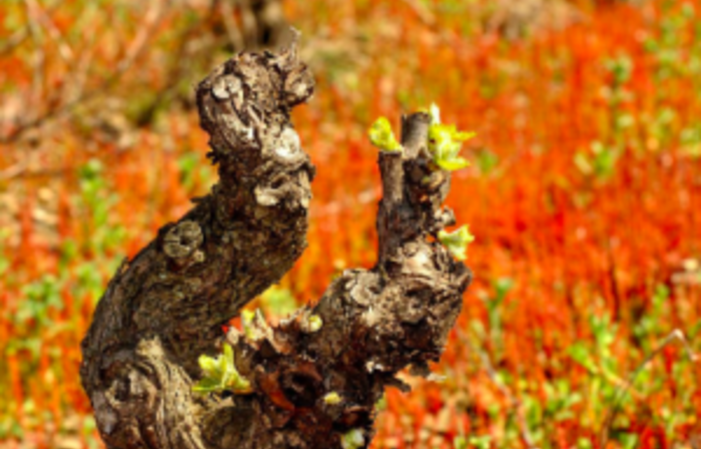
(80, 37, 471, 449)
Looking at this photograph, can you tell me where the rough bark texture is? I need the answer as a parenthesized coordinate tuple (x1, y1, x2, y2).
(80, 37, 471, 449)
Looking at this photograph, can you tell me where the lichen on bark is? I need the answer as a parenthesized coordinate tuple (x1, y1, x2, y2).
(80, 34, 471, 449)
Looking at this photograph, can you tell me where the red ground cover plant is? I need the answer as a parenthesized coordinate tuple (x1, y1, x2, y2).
(1, 0, 700, 448)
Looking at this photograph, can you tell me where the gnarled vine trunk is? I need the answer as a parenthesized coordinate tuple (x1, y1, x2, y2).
(80, 35, 472, 449)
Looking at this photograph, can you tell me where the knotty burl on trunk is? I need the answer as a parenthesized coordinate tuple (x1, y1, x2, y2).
(80, 37, 472, 449)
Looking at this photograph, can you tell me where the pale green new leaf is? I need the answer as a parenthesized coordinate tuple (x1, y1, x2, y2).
(193, 343, 252, 395)
(341, 429, 365, 449)
(192, 377, 223, 394)
(426, 104, 475, 171)
(241, 308, 272, 343)
(438, 225, 475, 261)
(219, 343, 236, 387)
(307, 315, 323, 332)
(436, 156, 470, 171)
(368, 117, 402, 152)
(324, 391, 342, 405)
(241, 309, 262, 341)
(198, 353, 221, 376)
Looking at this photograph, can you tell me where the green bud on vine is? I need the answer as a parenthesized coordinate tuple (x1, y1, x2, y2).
(438, 225, 475, 261)
(241, 309, 270, 342)
(426, 103, 475, 171)
(323, 391, 342, 405)
(368, 117, 402, 152)
(341, 428, 365, 449)
(193, 343, 252, 395)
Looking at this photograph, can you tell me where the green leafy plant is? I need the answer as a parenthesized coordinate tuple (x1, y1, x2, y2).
(427, 103, 475, 171)
(574, 140, 620, 180)
(368, 103, 476, 172)
(193, 344, 252, 395)
(324, 392, 342, 405)
(467, 435, 491, 449)
(306, 314, 323, 332)
(438, 225, 475, 260)
(77, 159, 127, 256)
(341, 429, 365, 449)
(368, 117, 402, 152)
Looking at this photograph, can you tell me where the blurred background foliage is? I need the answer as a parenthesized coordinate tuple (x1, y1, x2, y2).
(1, 0, 701, 448)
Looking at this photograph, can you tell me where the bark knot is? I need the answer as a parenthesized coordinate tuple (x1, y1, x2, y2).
(162, 220, 204, 264)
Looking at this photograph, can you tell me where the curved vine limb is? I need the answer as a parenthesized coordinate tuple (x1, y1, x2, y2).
(80, 35, 471, 449)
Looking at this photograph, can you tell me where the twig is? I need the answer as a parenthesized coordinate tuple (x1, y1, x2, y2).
(23, 0, 46, 127)
(0, 0, 61, 56)
(599, 329, 699, 448)
(116, 0, 168, 74)
(27, 0, 74, 63)
(0, 0, 167, 144)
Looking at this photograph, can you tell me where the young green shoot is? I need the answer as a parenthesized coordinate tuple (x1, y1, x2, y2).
(307, 314, 323, 332)
(427, 103, 475, 171)
(324, 392, 342, 405)
(438, 225, 475, 261)
(193, 343, 252, 395)
(368, 117, 402, 152)
(341, 429, 365, 449)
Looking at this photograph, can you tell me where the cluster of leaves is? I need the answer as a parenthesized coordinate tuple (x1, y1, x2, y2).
(368, 117, 402, 152)
(426, 103, 475, 171)
(194, 306, 323, 395)
(368, 104, 476, 260)
(368, 103, 475, 172)
(437, 226, 475, 261)
(193, 344, 252, 395)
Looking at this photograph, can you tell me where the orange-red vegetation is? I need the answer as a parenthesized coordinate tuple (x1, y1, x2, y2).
(0, 0, 700, 447)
